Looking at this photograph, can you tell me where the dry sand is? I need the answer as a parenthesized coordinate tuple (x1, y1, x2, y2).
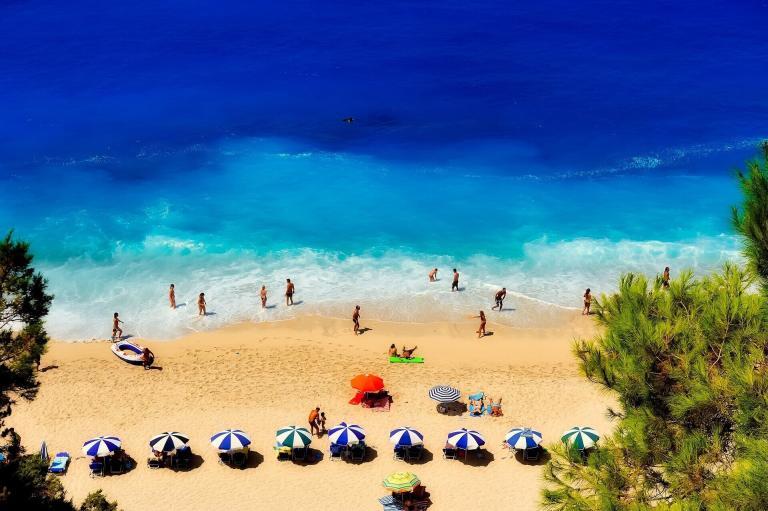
(8, 314, 613, 511)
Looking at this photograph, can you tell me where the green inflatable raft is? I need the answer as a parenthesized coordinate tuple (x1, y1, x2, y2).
(389, 356, 424, 364)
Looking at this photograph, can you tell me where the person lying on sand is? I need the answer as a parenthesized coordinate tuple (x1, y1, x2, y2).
(402, 345, 417, 358)
(471, 398, 485, 416)
(490, 397, 503, 417)
(388, 344, 399, 357)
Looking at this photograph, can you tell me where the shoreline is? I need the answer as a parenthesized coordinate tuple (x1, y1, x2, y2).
(8, 313, 612, 510)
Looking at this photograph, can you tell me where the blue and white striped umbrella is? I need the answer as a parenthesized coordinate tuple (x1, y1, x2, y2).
(149, 432, 190, 453)
(40, 440, 49, 462)
(446, 428, 485, 450)
(210, 429, 251, 452)
(389, 427, 424, 447)
(505, 428, 543, 450)
(428, 385, 460, 403)
(82, 436, 122, 457)
(328, 422, 365, 446)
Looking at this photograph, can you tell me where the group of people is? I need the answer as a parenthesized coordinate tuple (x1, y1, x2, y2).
(388, 344, 417, 358)
(168, 279, 298, 315)
(308, 406, 327, 437)
(469, 395, 503, 417)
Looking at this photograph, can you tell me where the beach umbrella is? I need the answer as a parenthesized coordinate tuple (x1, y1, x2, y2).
(561, 426, 600, 449)
(328, 422, 365, 446)
(149, 432, 190, 453)
(389, 427, 424, 447)
(40, 440, 49, 462)
(351, 374, 384, 392)
(446, 428, 485, 450)
(210, 429, 251, 452)
(382, 472, 421, 493)
(505, 428, 543, 450)
(276, 426, 312, 448)
(428, 385, 460, 403)
(82, 436, 122, 457)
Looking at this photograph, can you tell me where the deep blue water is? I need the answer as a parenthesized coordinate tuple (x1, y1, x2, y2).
(1, 0, 766, 338)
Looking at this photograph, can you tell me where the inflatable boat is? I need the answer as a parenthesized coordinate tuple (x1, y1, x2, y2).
(111, 340, 153, 366)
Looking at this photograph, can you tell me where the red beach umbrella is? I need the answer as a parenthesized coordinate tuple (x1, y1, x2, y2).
(351, 374, 384, 392)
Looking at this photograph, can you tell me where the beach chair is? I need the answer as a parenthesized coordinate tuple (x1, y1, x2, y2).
(378, 495, 405, 511)
(406, 444, 423, 461)
(48, 452, 70, 474)
(329, 443, 345, 461)
(349, 442, 366, 461)
(275, 445, 292, 461)
(109, 457, 124, 474)
(231, 450, 247, 467)
(393, 445, 406, 461)
(442, 447, 458, 460)
(524, 446, 540, 461)
(147, 456, 163, 469)
(218, 452, 232, 465)
(174, 446, 192, 470)
(89, 460, 104, 477)
(292, 447, 307, 461)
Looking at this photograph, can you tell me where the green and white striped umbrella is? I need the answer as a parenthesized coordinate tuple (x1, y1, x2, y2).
(275, 426, 312, 448)
(561, 426, 599, 449)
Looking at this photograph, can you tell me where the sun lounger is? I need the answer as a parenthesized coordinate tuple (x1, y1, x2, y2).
(275, 445, 292, 461)
(109, 457, 124, 474)
(89, 460, 104, 477)
(48, 452, 70, 474)
(442, 447, 458, 460)
(329, 443, 345, 461)
(378, 495, 405, 511)
(147, 456, 163, 469)
(231, 450, 247, 467)
(292, 447, 307, 461)
(349, 442, 366, 461)
(406, 444, 423, 461)
(523, 446, 541, 461)
(393, 445, 406, 461)
(389, 356, 424, 363)
(218, 452, 232, 465)
(174, 446, 192, 470)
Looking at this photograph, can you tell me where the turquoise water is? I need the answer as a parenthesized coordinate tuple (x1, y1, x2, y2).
(0, 1, 764, 339)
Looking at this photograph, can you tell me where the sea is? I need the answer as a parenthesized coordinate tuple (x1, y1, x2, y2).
(1, 0, 766, 339)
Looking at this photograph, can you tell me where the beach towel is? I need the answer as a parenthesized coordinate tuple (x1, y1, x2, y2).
(468, 391, 485, 401)
(389, 356, 424, 364)
(49, 452, 70, 474)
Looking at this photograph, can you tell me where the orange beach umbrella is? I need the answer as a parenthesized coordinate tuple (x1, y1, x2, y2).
(351, 374, 384, 392)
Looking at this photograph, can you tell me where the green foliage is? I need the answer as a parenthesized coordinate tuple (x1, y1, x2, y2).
(80, 490, 120, 511)
(732, 144, 768, 294)
(542, 264, 768, 510)
(0, 454, 73, 511)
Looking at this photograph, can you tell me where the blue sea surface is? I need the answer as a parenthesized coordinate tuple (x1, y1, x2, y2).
(1, 0, 766, 339)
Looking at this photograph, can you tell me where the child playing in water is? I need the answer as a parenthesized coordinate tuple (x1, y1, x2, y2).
(198, 293, 206, 316)
(169, 284, 176, 309)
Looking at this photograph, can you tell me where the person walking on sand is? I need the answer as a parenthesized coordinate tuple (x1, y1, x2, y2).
(452, 268, 460, 291)
(260, 285, 267, 308)
(353, 305, 361, 335)
(582, 288, 592, 315)
(308, 407, 321, 436)
(198, 292, 206, 316)
(429, 268, 438, 282)
(111, 312, 123, 341)
(662, 266, 670, 289)
(142, 347, 153, 370)
(474, 311, 486, 338)
(492, 287, 507, 311)
(285, 278, 295, 306)
(169, 284, 176, 309)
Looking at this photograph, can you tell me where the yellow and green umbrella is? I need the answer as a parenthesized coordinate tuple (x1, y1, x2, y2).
(382, 472, 420, 493)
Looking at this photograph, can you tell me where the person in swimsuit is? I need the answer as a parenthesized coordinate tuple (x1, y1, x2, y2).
(353, 305, 361, 335)
(111, 312, 123, 340)
(308, 407, 320, 436)
(260, 285, 267, 308)
(402, 345, 417, 358)
(142, 347, 153, 370)
(388, 344, 399, 357)
(491, 287, 507, 311)
(169, 284, 176, 309)
(583, 288, 592, 315)
(452, 269, 459, 291)
(198, 293, 206, 316)
(474, 310, 486, 338)
(662, 267, 670, 288)
(473, 310, 486, 338)
(285, 279, 295, 306)
(317, 412, 327, 434)
(490, 397, 503, 417)
(429, 268, 438, 282)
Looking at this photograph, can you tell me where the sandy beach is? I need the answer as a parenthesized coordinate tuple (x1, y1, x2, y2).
(8, 314, 612, 511)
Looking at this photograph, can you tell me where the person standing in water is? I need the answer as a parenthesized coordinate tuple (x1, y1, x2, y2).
(452, 268, 460, 291)
(260, 285, 267, 308)
(285, 279, 295, 306)
(492, 287, 507, 311)
(662, 267, 671, 288)
(198, 292, 206, 316)
(429, 268, 438, 282)
(474, 311, 486, 338)
(169, 284, 176, 309)
(353, 305, 361, 335)
(111, 312, 123, 341)
(582, 288, 592, 315)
